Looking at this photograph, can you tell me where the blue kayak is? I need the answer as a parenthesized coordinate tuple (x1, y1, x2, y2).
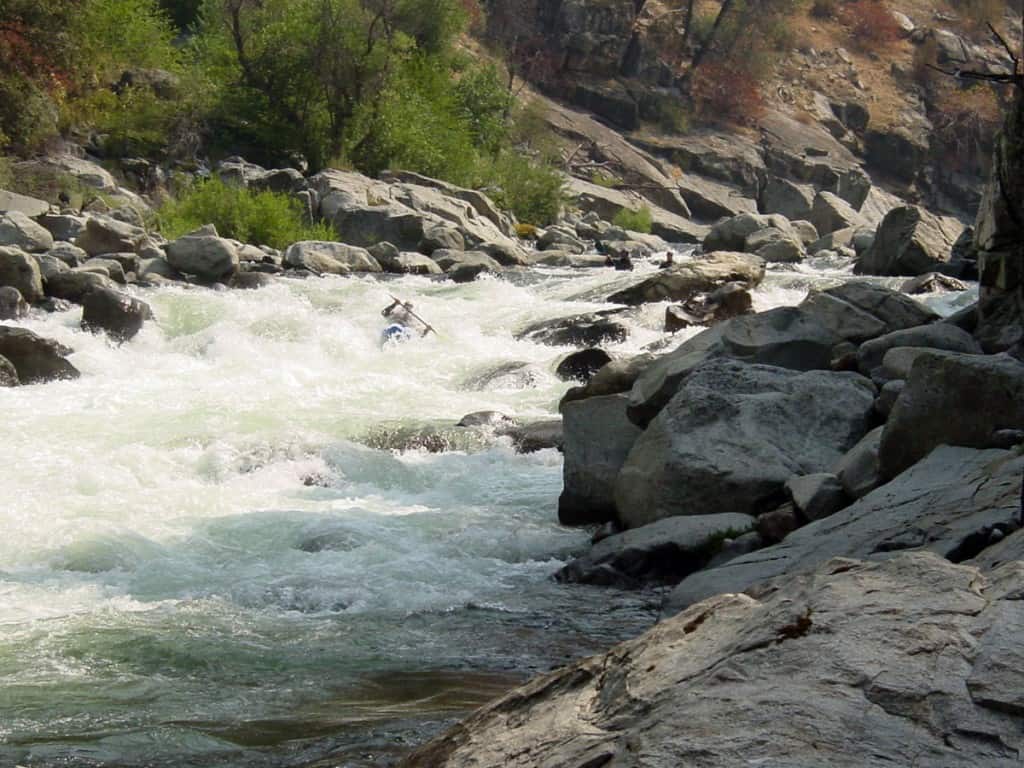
(381, 323, 413, 345)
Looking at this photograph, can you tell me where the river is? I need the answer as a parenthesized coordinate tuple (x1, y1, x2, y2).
(0, 252, 974, 767)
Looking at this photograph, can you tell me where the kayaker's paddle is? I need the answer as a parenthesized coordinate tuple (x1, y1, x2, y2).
(388, 294, 437, 336)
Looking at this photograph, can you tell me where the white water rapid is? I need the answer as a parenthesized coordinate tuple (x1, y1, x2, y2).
(0, 252, 975, 767)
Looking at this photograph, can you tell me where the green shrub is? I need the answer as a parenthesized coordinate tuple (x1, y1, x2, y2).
(612, 205, 652, 233)
(590, 170, 618, 188)
(484, 151, 564, 226)
(158, 177, 334, 248)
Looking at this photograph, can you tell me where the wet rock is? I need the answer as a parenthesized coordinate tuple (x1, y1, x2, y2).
(0, 246, 44, 303)
(666, 447, 1024, 614)
(785, 472, 847, 522)
(556, 512, 755, 586)
(664, 282, 753, 331)
(80, 286, 151, 342)
(466, 361, 544, 390)
(0, 353, 18, 386)
(0, 286, 28, 319)
(284, 240, 380, 275)
(880, 352, 1024, 480)
(456, 411, 516, 428)
(558, 394, 643, 526)
(555, 348, 612, 382)
(517, 311, 628, 347)
(0, 211, 53, 252)
(477, 241, 530, 267)
(229, 271, 275, 290)
(560, 353, 655, 407)
(505, 419, 562, 453)
(0, 325, 79, 383)
(616, 358, 875, 528)
(901, 272, 969, 294)
(607, 252, 765, 305)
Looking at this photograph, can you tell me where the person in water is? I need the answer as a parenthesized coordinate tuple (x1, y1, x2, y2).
(381, 298, 431, 342)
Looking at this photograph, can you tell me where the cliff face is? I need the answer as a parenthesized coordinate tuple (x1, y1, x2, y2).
(976, 87, 1024, 355)
(509, 0, 1018, 219)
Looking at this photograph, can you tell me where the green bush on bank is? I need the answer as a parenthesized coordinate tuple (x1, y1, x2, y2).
(157, 177, 333, 248)
(612, 205, 653, 233)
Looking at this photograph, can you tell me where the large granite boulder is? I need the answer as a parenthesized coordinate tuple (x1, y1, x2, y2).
(0, 211, 53, 252)
(628, 306, 843, 426)
(799, 281, 936, 343)
(284, 241, 381, 274)
(165, 234, 240, 280)
(607, 252, 765, 305)
(555, 512, 756, 587)
(807, 190, 867, 236)
(80, 287, 152, 342)
(758, 176, 814, 221)
(879, 352, 1024, 480)
(666, 446, 1023, 613)
(561, 176, 707, 243)
(0, 325, 79, 383)
(311, 168, 518, 252)
(433, 250, 503, 282)
(0, 286, 28, 320)
(857, 206, 960, 276)
(402, 552, 1024, 768)
(615, 359, 875, 528)
(558, 394, 643, 526)
(75, 215, 146, 257)
(0, 246, 44, 303)
(856, 324, 983, 376)
(44, 269, 114, 302)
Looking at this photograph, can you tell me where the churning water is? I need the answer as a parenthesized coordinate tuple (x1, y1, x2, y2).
(0, 252, 974, 767)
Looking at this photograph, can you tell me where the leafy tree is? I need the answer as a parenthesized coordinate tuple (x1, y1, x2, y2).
(196, 0, 468, 170)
